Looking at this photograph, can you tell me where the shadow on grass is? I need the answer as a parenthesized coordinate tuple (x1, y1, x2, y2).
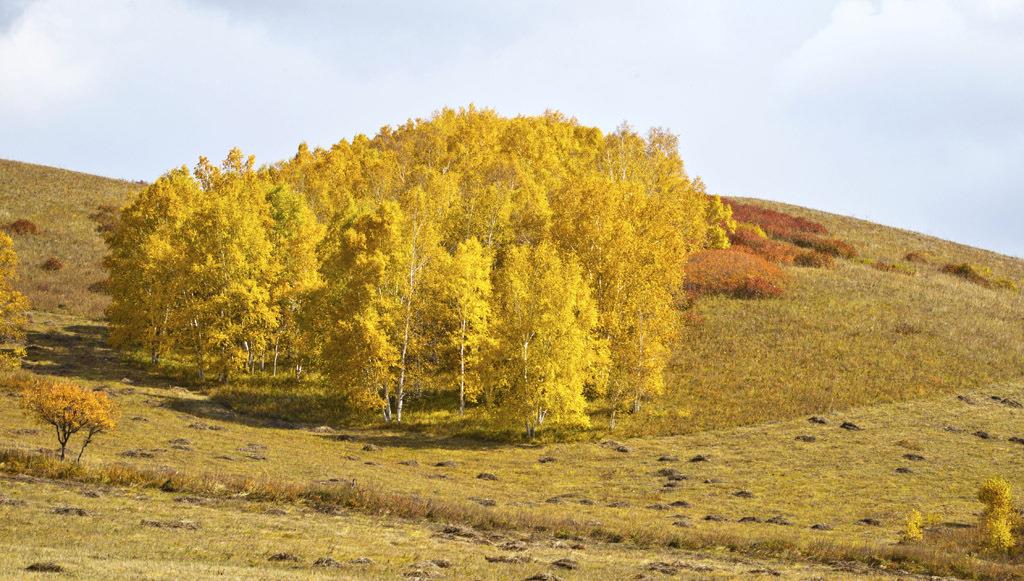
(22, 323, 177, 386)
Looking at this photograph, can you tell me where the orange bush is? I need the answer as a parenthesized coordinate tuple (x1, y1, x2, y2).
(783, 232, 858, 259)
(729, 227, 801, 264)
(724, 199, 828, 236)
(685, 249, 786, 299)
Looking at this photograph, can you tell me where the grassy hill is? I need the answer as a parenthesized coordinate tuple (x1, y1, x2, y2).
(3, 161, 1024, 578)
(0, 159, 142, 318)
(651, 198, 1024, 435)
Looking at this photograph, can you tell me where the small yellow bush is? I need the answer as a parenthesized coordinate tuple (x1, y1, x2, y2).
(978, 476, 1017, 551)
(902, 509, 924, 542)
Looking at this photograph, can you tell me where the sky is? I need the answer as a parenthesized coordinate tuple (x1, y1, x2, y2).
(0, 0, 1022, 256)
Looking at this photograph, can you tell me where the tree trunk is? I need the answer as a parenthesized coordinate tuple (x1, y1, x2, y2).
(76, 430, 97, 463)
(631, 398, 641, 414)
(458, 320, 467, 415)
(609, 409, 617, 430)
(272, 341, 280, 377)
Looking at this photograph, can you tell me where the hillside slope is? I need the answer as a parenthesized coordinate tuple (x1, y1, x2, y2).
(0, 159, 142, 318)
(645, 198, 1024, 435)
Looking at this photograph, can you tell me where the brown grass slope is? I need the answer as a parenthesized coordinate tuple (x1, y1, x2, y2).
(0, 159, 142, 318)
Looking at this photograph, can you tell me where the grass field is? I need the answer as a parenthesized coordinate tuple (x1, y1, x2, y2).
(0, 159, 142, 318)
(5, 313, 1024, 578)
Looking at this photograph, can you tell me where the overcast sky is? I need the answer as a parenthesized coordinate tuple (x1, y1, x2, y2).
(1, 0, 1022, 256)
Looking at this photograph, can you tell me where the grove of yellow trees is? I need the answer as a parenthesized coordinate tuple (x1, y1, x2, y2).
(106, 107, 733, 436)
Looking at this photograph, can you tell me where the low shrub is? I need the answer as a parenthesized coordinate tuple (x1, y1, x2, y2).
(794, 251, 835, 269)
(903, 251, 931, 264)
(40, 257, 64, 271)
(87, 279, 110, 294)
(4, 219, 40, 236)
(90, 204, 120, 234)
(725, 200, 828, 236)
(940, 263, 1018, 291)
(871, 261, 915, 275)
(729, 227, 802, 265)
(902, 509, 924, 543)
(685, 249, 786, 299)
(783, 232, 858, 259)
(978, 477, 1017, 552)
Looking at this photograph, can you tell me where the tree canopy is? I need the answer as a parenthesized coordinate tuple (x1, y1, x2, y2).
(105, 106, 733, 437)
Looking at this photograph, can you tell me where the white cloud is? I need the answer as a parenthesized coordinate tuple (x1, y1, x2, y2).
(0, 0, 1021, 255)
(0, 0, 98, 115)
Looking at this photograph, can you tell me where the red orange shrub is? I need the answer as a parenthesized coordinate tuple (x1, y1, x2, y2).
(724, 199, 828, 236)
(685, 249, 786, 299)
(729, 227, 801, 264)
(783, 232, 858, 259)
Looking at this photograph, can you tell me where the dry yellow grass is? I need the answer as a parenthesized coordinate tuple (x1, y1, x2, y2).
(6, 315, 1024, 578)
(0, 159, 141, 318)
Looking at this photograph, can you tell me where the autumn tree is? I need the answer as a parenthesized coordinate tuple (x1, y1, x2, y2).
(0, 231, 29, 369)
(20, 379, 118, 462)
(265, 185, 323, 376)
(317, 202, 404, 419)
(105, 167, 200, 366)
(107, 151, 280, 382)
(441, 237, 492, 413)
(486, 243, 607, 438)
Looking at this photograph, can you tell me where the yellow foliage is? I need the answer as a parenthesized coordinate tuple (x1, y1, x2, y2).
(19, 378, 119, 462)
(902, 509, 924, 542)
(0, 231, 29, 369)
(979, 476, 1017, 551)
(108, 107, 723, 430)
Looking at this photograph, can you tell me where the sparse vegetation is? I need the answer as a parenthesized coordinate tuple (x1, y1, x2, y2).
(941, 262, 1019, 291)
(0, 159, 143, 316)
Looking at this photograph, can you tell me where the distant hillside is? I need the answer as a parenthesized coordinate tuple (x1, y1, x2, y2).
(0, 159, 142, 318)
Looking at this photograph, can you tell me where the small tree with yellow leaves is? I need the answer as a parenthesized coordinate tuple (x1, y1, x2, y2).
(902, 509, 924, 543)
(20, 380, 119, 462)
(978, 476, 1017, 552)
(0, 231, 29, 369)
